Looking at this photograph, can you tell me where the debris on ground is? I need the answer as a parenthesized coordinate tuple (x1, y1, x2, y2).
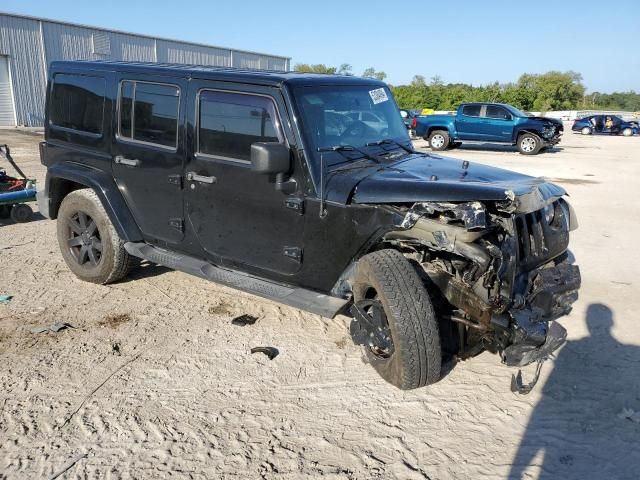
(47, 452, 88, 480)
(98, 313, 131, 329)
(0, 295, 13, 304)
(30, 322, 74, 334)
(231, 314, 258, 326)
(250, 346, 279, 360)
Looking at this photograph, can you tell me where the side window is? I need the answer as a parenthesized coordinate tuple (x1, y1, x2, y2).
(486, 105, 510, 120)
(50, 74, 105, 135)
(118, 81, 180, 148)
(198, 91, 283, 162)
(462, 105, 481, 117)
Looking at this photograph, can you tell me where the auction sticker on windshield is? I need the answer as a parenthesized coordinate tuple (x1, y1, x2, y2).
(369, 88, 389, 104)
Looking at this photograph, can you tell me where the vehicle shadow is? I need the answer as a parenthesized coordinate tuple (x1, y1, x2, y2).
(508, 303, 640, 479)
(121, 261, 172, 282)
(453, 143, 563, 154)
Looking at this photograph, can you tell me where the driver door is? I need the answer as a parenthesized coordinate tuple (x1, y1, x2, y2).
(184, 81, 304, 277)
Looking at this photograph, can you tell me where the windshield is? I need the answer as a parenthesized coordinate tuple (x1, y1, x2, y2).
(504, 104, 528, 118)
(291, 84, 409, 165)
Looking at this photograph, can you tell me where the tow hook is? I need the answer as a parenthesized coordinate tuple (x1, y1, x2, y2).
(511, 359, 545, 394)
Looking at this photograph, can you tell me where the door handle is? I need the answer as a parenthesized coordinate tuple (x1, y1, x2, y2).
(114, 155, 141, 167)
(187, 172, 217, 184)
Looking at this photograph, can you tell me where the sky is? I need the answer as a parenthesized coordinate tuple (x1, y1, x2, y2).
(2, 0, 639, 92)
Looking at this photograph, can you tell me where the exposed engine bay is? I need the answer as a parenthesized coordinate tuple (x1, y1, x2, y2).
(381, 195, 581, 392)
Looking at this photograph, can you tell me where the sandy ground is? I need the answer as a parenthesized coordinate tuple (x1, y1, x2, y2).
(0, 128, 639, 479)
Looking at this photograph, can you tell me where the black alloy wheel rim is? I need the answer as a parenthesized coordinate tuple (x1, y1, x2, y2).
(360, 297, 395, 358)
(67, 211, 103, 266)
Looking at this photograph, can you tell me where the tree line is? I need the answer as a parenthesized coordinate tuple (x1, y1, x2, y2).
(293, 64, 640, 113)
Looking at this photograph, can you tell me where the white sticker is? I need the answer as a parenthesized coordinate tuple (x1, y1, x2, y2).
(369, 88, 389, 104)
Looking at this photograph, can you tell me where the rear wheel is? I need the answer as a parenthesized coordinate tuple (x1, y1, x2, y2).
(622, 128, 633, 137)
(350, 249, 441, 390)
(581, 126, 592, 135)
(56, 189, 133, 284)
(517, 133, 542, 155)
(427, 130, 450, 151)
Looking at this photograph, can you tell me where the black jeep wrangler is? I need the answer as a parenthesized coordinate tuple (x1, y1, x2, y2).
(38, 61, 580, 392)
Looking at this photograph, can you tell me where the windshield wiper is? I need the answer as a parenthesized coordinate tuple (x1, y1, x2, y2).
(318, 144, 382, 163)
(366, 138, 415, 154)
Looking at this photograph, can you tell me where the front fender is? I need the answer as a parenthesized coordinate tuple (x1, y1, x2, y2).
(41, 161, 143, 242)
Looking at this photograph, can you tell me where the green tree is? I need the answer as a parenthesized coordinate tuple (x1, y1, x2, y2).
(362, 67, 387, 81)
(337, 64, 354, 76)
(293, 63, 337, 74)
(411, 75, 426, 87)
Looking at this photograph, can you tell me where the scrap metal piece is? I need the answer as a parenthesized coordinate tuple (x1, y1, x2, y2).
(30, 322, 74, 334)
(250, 346, 279, 360)
(511, 359, 545, 395)
(231, 314, 258, 326)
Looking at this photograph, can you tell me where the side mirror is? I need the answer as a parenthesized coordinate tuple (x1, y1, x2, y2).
(250, 142, 291, 174)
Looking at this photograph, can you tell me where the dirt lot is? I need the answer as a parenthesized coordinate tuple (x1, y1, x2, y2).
(1, 128, 639, 479)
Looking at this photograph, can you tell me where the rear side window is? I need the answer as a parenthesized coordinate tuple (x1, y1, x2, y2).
(485, 105, 510, 120)
(50, 74, 105, 135)
(118, 80, 180, 148)
(198, 91, 282, 162)
(462, 105, 481, 117)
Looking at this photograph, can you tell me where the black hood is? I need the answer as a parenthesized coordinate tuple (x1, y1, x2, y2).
(325, 153, 566, 213)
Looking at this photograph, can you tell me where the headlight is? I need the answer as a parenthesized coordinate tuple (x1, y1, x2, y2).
(543, 203, 555, 224)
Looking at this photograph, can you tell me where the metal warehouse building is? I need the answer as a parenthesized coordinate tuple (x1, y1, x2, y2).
(0, 12, 290, 127)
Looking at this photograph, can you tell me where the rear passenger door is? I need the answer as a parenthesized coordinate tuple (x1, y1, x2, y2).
(112, 75, 186, 245)
(456, 104, 485, 139)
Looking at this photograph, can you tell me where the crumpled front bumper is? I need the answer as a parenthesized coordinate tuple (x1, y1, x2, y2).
(502, 262, 581, 367)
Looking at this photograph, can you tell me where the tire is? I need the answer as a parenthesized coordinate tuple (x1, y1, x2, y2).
(351, 249, 441, 390)
(581, 126, 592, 135)
(622, 128, 633, 137)
(10, 203, 32, 223)
(56, 189, 133, 284)
(517, 133, 542, 155)
(427, 130, 450, 151)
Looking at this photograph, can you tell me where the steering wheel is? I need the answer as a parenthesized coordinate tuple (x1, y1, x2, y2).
(340, 120, 368, 139)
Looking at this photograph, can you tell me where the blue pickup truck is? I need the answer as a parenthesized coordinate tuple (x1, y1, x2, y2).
(414, 103, 563, 155)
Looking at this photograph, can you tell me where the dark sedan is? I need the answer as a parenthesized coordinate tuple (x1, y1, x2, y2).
(572, 115, 639, 136)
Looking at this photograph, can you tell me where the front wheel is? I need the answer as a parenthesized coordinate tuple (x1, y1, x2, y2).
(56, 189, 133, 284)
(517, 133, 542, 155)
(581, 126, 592, 135)
(350, 249, 441, 390)
(622, 128, 633, 137)
(427, 130, 450, 151)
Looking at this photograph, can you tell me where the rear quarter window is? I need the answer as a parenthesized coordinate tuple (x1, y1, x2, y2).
(50, 74, 105, 135)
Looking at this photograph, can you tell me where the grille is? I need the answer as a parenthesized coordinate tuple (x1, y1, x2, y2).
(514, 201, 569, 271)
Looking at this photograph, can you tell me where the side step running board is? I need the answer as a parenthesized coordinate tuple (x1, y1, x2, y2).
(124, 242, 350, 318)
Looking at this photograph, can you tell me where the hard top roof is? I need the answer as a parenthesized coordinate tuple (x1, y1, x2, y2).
(50, 60, 387, 87)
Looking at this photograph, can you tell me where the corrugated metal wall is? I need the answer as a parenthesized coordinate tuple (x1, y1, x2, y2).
(0, 15, 47, 126)
(0, 13, 290, 126)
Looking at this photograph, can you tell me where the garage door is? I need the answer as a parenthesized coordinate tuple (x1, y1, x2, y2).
(0, 56, 16, 126)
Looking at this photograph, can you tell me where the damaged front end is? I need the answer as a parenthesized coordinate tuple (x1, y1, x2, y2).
(384, 193, 580, 393)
